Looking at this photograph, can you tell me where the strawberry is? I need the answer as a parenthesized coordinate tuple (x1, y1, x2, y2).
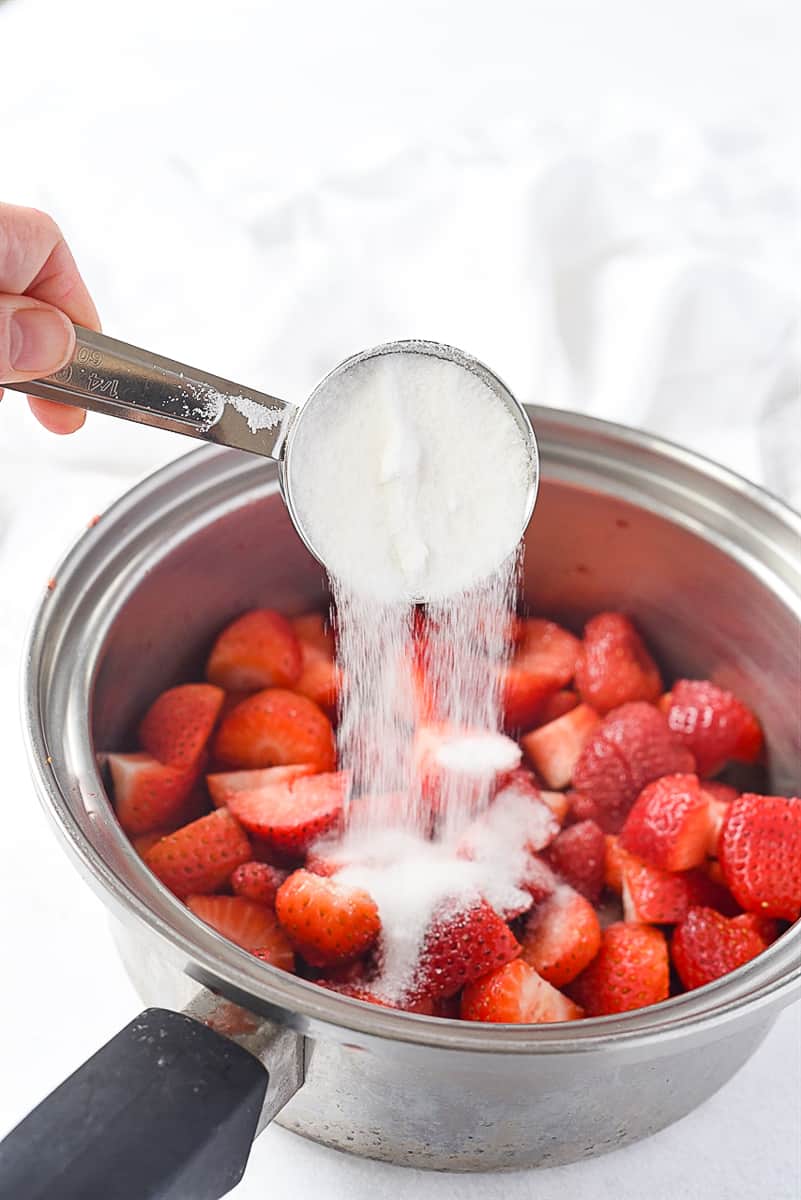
(409, 899, 520, 1000)
(290, 612, 335, 657)
(521, 704, 600, 790)
(293, 641, 340, 713)
(460, 776, 559, 861)
(732, 912, 780, 943)
(207, 763, 316, 807)
(620, 774, 710, 871)
(231, 861, 288, 907)
(546, 819, 606, 903)
(501, 619, 581, 730)
(572, 702, 695, 832)
(144, 808, 251, 898)
(213, 688, 336, 772)
(664, 679, 763, 776)
(521, 888, 602, 987)
(534, 690, 580, 727)
(539, 790, 570, 825)
(575, 613, 662, 715)
(206, 609, 303, 691)
(108, 751, 201, 835)
(622, 857, 739, 923)
(225, 771, 347, 854)
(718, 793, 801, 920)
(317, 980, 436, 1015)
(187, 895, 295, 969)
(414, 725, 522, 810)
(671, 906, 775, 990)
(138, 683, 225, 768)
(702, 782, 738, 857)
(604, 834, 626, 893)
(131, 831, 168, 857)
(519, 855, 558, 904)
(275, 869, 380, 967)
(567, 922, 669, 1016)
(460, 959, 582, 1023)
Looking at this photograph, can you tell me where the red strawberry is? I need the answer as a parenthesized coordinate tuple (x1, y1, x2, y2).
(144, 808, 251, 898)
(575, 613, 662, 715)
(622, 856, 739, 924)
(293, 641, 340, 713)
(534, 690, 580, 727)
(225, 771, 347, 854)
(131, 830, 168, 857)
(522, 704, 600, 790)
(519, 855, 558, 904)
(546, 820, 606, 903)
(187, 894, 294, 968)
(539, 790, 570, 825)
(275, 869, 380, 967)
(572, 702, 695, 832)
(604, 834, 626, 893)
(410, 900, 520, 1000)
(206, 609, 303, 691)
(317, 980, 436, 1015)
(521, 889, 602, 987)
(702, 782, 738, 856)
(671, 906, 775, 990)
(568, 922, 669, 1016)
(664, 680, 763, 776)
(620, 774, 710, 871)
(414, 725, 522, 809)
(108, 751, 201, 835)
(290, 612, 335, 657)
(719, 793, 801, 920)
(231, 861, 288, 907)
(461, 959, 582, 1023)
(213, 688, 336, 772)
(732, 912, 780, 943)
(207, 763, 316, 808)
(501, 619, 581, 730)
(138, 683, 225, 768)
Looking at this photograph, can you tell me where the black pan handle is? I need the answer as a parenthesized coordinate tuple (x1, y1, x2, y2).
(0, 1008, 269, 1200)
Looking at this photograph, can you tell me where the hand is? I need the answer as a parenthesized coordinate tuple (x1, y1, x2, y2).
(0, 202, 99, 433)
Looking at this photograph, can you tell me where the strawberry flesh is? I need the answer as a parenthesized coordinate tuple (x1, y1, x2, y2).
(231, 861, 288, 907)
(225, 771, 347, 854)
(410, 899, 520, 1000)
(461, 958, 582, 1023)
(521, 703, 600, 789)
(187, 894, 294, 969)
(108, 751, 201, 836)
(500, 619, 581, 730)
(521, 888, 602, 987)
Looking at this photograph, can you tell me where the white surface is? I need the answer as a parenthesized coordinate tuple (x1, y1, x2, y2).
(0, 0, 799, 1196)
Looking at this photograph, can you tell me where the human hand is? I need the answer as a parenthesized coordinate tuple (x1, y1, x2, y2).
(0, 202, 99, 433)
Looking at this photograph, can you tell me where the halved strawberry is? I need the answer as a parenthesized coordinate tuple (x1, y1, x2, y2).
(620, 774, 710, 871)
(702, 782, 738, 857)
(622, 856, 739, 924)
(521, 888, 602, 987)
(567, 922, 669, 1016)
(293, 641, 340, 713)
(275, 869, 380, 967)
(187, 894, 294, 969)
(671, 906, 775, 990)
(546, 819, 606, 903)
(414, 725, 522, 809)
(316, 979, 437, 1015)
(410, 900, 520, 1000)
(539, 790, 570, 825)
(500, 619, 581, 730)
(572, 702, 696, 833)
(290, 612, 335, 657)
(718, 793, 801, 920)
(207, 763, 317, 807)
(138, 683, 225, 768)
(213, 688, 336, 772)
(664, 680, 763, 776)
(108, 751, 201, 835)
(144, 808, 251, 898)
(521, 704, 600, 790)
(575, 613, 662, 715)
(206, 609, 303, 691)
(534, 690, 580, 727)
(225, 770, 347, 854)
(604, 834, 626, 893)
(460, 959, 582, 1023)
(231, 861, 288, 907)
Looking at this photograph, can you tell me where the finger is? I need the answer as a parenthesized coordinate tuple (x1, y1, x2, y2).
(0, 202, 100, 330)
(27, 395, 86, 434)
(0, 293, 75, 383)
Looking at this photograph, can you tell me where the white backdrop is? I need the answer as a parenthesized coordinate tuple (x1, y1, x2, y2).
(0, 1, 799, 1197)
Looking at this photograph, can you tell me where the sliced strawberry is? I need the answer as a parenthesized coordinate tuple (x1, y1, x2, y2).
(410, 900, 520, 1000)
(213, 688, 336, 772)
(603, 834, 626, 893)
(500, 619, 581, 730)
(546, 819, 606, 903)
(461, 959, 582, 1023)
(664, 679, 763, 776)
(521, 888, 602, 987)
(187, 894, 294, 968)
(519, 855, 558, 904)
(620, 774, 710, 871)
(539, 790, 570, 825)
(702, 782, 738, 857)
(575, 613, 662, 715)
(144, 808, 251, 898)
(718, 793, 801, 920)
(275, 869, 380, 967)
(138, 683, 225, 768)
(293, 641, 340, 713)
(207, 763, 317, 808)
(522, 704, 600, 790)
(131, 831, 168, 857)
(671, 906, 775, 990)
(572, 702, 696, 833)
(231, 861, 288, 907)
(226, 771, 347, 854)
(622, 856, 739, 923)
(535, 690, 580, 727)
(567, 922, 669, 1016)
(108, 751, 201, 835)
(206, 609, 303, 691)
(316, 979, 436, 1015)
(290, 612, 335, 657)
(414, 725, 522, 810)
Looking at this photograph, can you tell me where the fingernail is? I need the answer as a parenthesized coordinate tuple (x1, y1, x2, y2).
(10, 309, 73, 373)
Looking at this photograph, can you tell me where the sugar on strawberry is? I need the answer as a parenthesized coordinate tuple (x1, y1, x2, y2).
(546, 819, 606, 903)
(718, 793, 801, 920)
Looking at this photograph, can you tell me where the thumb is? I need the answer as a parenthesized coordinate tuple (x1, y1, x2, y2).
(0, 296, 75, 383)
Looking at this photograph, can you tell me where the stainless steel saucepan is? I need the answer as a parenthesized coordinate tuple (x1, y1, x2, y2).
(2, 409, 799, 1198)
